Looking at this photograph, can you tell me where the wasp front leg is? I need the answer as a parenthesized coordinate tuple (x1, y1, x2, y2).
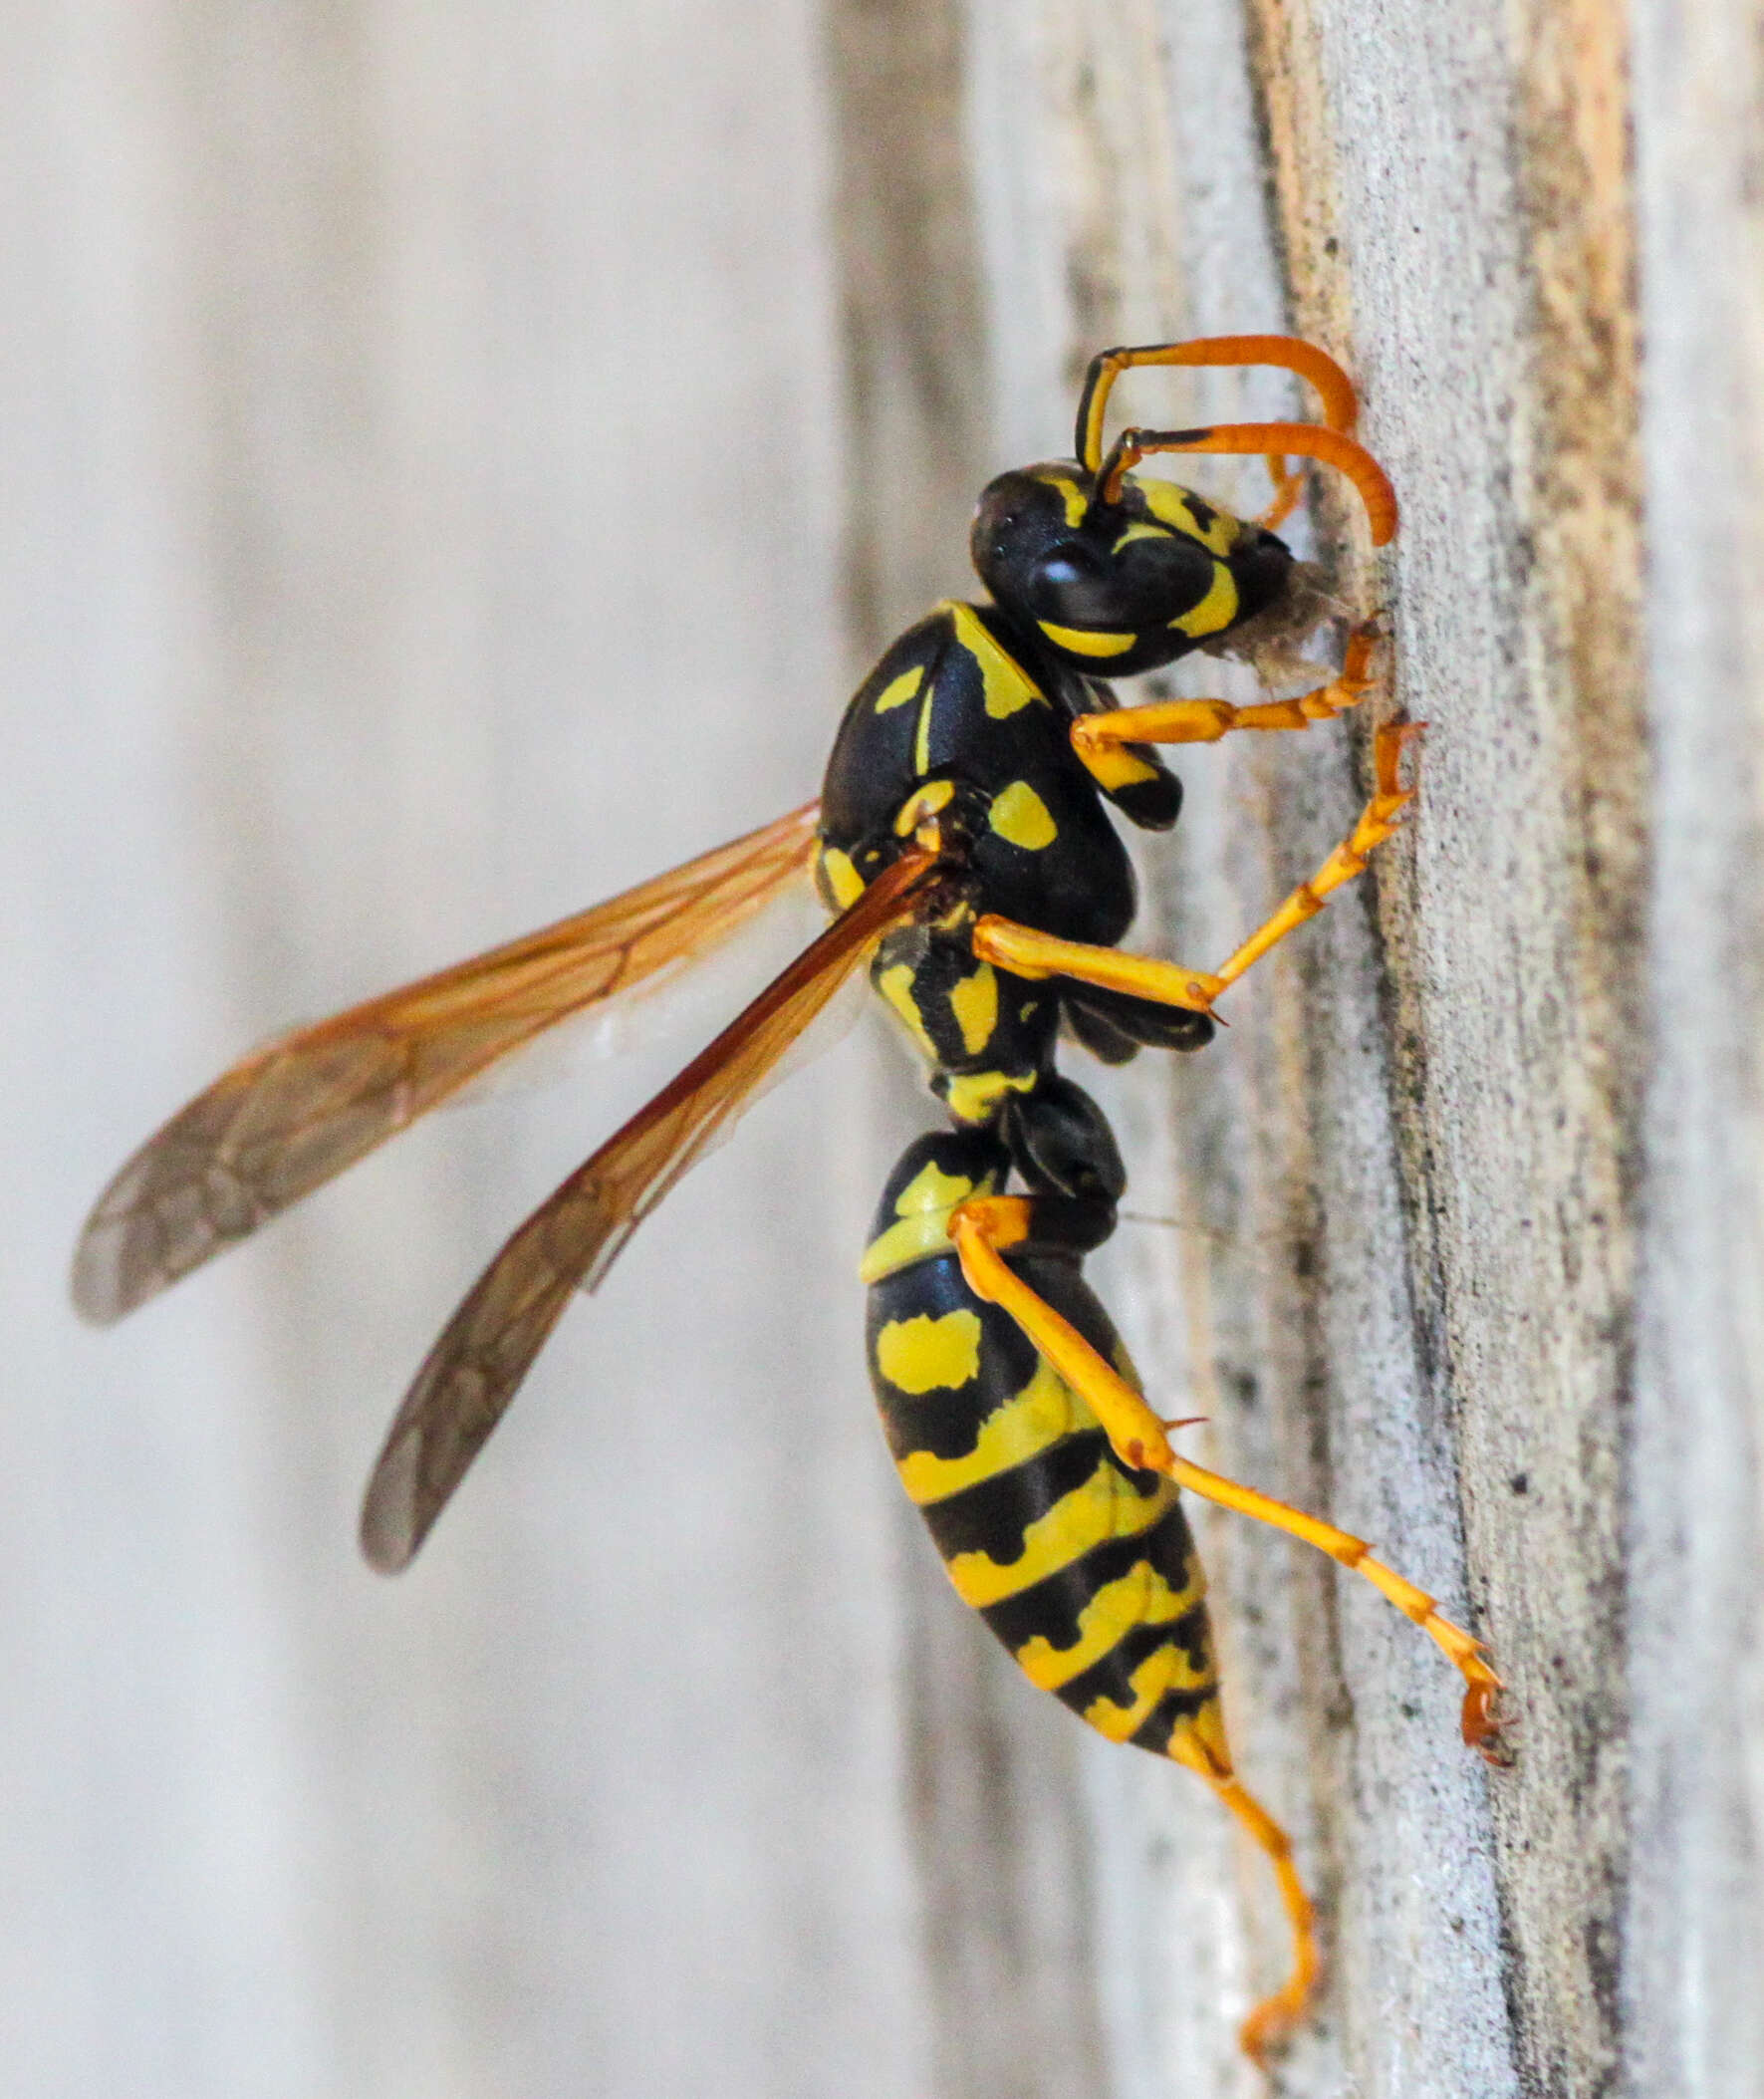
(974, 718, 1422, 1022)
(1069, 618, 1386, 788)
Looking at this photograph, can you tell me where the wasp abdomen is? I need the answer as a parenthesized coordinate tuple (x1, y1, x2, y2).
(864, 1169, 1222, 1759)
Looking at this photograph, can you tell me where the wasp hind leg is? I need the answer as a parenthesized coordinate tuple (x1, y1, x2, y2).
(946, 1193, 1504, 1755)
(1161, 1698, 1320, 2065)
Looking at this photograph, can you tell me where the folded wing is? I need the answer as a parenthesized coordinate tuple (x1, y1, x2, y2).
(72, 804, 822, 1324)
(360, 846, 941, 1572)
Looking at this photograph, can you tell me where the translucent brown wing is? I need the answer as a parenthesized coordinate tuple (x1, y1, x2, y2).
(72, 804, 822, 1325)
(359, 846, 941, 1572)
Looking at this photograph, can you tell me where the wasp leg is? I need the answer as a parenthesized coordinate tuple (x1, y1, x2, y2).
(947, 1194, 1504, 1757)
(1166, 1705, 1320, 2065)
(1096, 422, 1396, 546)
(1255, 451, 1307, 533)
(1205, 718, 1420, 996)
(976, 720, 1421, 1021)
(1071, 622, 1383, 779)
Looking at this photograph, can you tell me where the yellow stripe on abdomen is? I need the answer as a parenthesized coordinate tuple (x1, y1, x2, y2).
(893, 1357, 1083, 1506)
(944, 1461, 1177, 1607)
(1082, 1639, 1217, 1743)
(1013, 1555, 1206, 1691)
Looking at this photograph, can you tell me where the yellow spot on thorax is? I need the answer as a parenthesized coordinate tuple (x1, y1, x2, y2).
(873, 664, 923, 712)
(948, 963, 999, 1056)
(1170, 561, 1239, 639)
(817, 844, 866, 911)
(943, 1461, 1177, 1606)
(877, 961, 939, 1060)
(987, 780, 1058, 851)
(942, 1067, 1037, 1125)
(892, 776, 955, 837)
(894, 1158, 981, 1216)
(876, 1309, 983, 1395)
(945, 602, 1046, 718)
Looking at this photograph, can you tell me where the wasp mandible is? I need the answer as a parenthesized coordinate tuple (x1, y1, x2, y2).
(74, 335, 1501, 2062)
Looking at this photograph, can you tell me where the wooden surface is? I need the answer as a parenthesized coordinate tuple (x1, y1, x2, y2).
(829, 0, 1764, 2093)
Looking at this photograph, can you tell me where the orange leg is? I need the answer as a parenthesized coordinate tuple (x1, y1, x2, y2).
(1071, 619, 1384, 770)
(1098, 422, 1397, 545)
(979, 720, 1422, 1022)
(1168, 1718, 1321, 2065)
(947, 1197, 1505, 1757)
(1255, 451, 1307, 533)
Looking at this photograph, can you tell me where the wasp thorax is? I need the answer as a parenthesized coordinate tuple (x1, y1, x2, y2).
(970, 461, 1293, 676)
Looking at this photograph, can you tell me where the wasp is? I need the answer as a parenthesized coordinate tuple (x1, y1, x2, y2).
(74, 334, 1501, 2062)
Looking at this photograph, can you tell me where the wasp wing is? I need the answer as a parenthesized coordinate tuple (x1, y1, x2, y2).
(359, 846, 940, 1572)
(72, 803, 822, 1325)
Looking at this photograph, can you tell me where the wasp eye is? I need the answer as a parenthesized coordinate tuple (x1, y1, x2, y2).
(1036, 545, 1104, 592)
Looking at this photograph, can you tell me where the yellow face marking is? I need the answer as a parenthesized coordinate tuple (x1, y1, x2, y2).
(876, 1309, 984, 1396)
(1169, 560, 1239, 639)
(878, 962, 939, 1061)
(948, 963, 999, 1057)
(988, 780, 1058, 852)
(1038, 471, 1090, 529)
(895, 1357, 1082, 1505)
(1111, 520, 1171, 554)
(874, 664, 923, 713)
(1134, 477, 1242, 555)
(944, 1462, 1178, 1607)
(947, 602, 1046, 718)
(1082, 1639, 1217, 1744)
(942, 1067, 1037, 1125)
(1037, 621, 1137, 658)
(1014, 1555, 1207, 1691)
(817, 844, 866, 912)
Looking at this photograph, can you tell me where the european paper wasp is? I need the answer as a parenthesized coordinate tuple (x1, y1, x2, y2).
(74, 335, 1501, 2061)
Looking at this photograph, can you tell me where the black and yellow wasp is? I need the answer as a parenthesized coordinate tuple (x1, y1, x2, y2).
(74, 335, 1501, 2062)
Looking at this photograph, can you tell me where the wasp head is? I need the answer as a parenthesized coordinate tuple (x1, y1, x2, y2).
(970, 461, 1294, 677)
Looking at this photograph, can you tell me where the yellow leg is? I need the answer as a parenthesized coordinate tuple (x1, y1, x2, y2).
(1070, 621, 1382, 762)
(971, 917, 1225, 1017)
(948, 1196, 1504, 1756)
(1167, 1713, 1321, 2065)
(1209, 718, 1420, 994)
(976, 718, 1422, 1021)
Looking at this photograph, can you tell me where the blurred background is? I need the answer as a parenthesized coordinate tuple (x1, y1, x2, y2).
(7, 5, 950, 2094)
